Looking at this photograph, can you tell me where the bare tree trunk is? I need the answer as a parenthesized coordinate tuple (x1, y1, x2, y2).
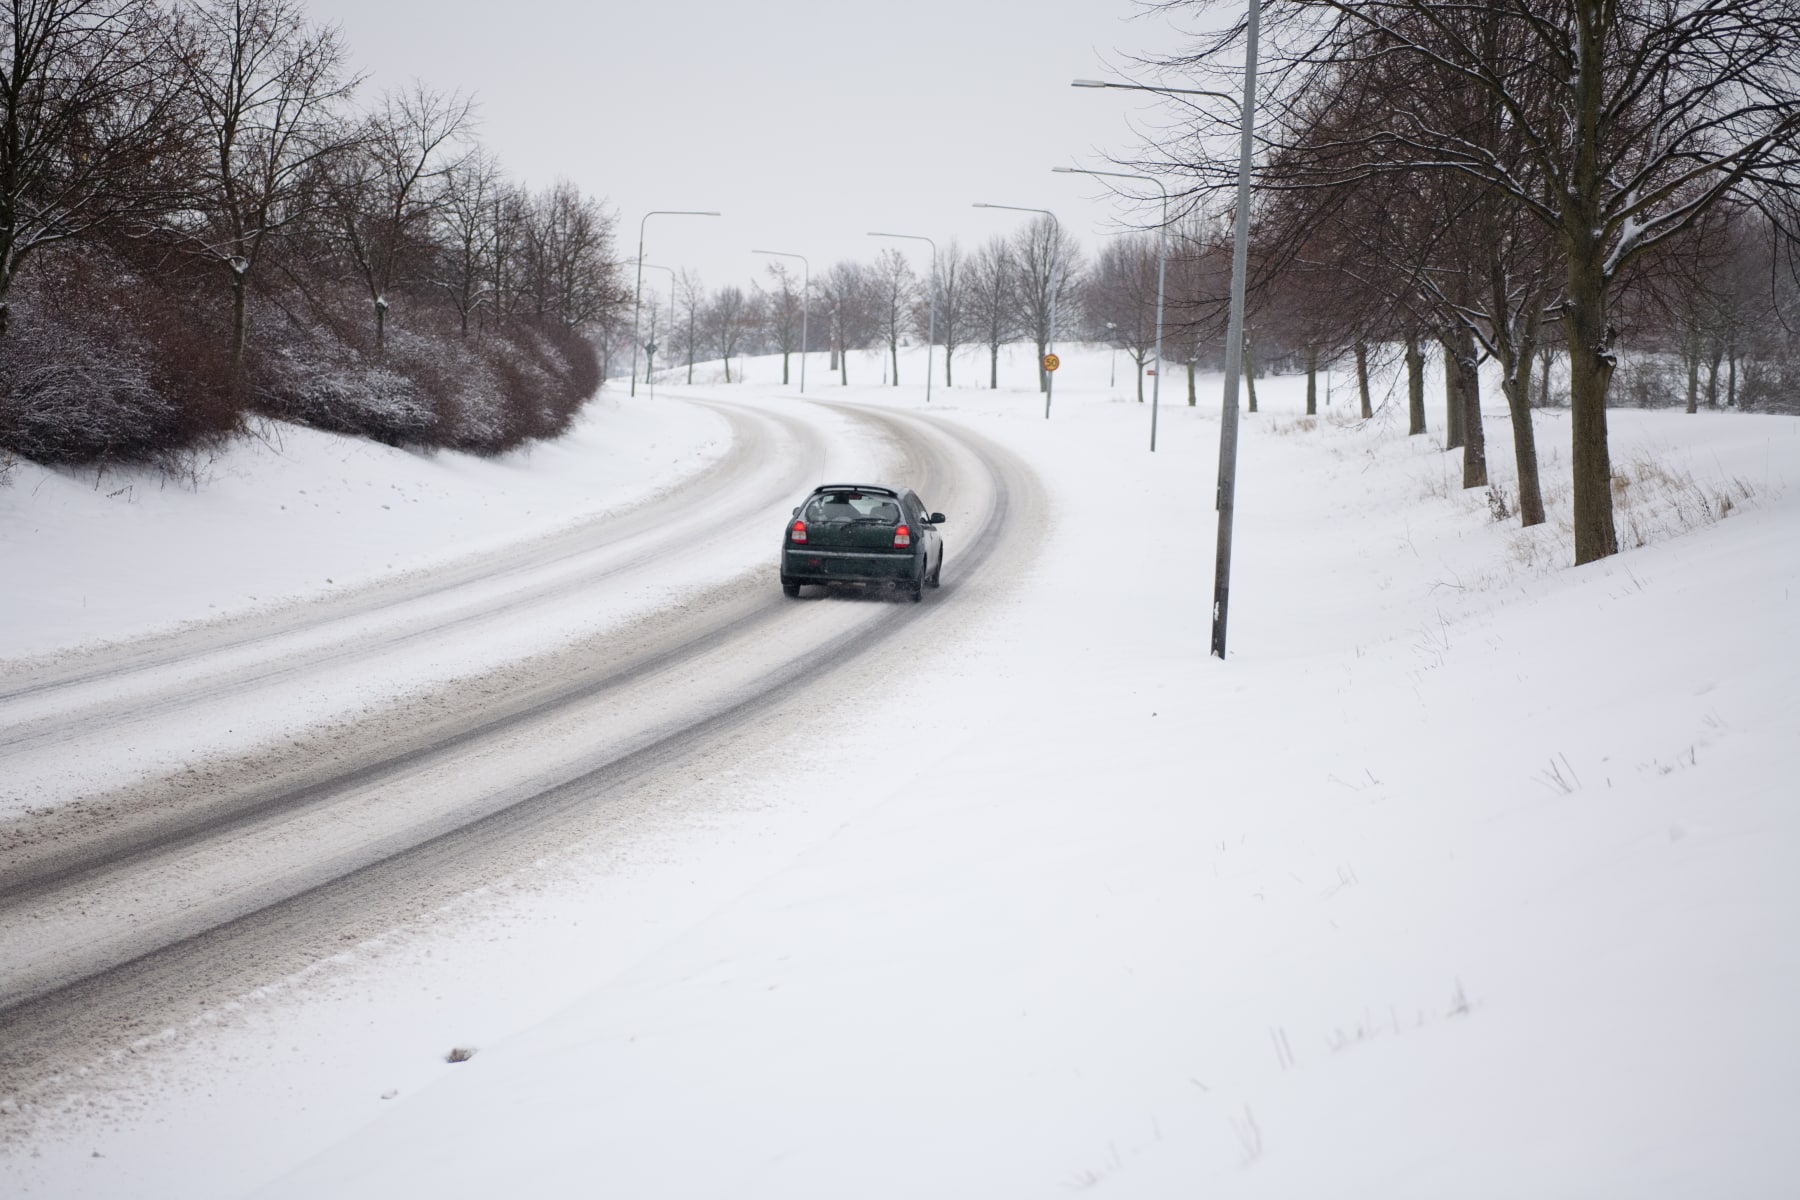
(1406, 336, 1426, 435)
(781, 351, 790, 386)
(230, 268, 249, 379)
(1244, 333, 1257, 413)
(1564, 245, 1619, 563)
(1727, 343, 1738, 407)
(1440, 334, 1465, 450)
(1304, 348, 1318, 415)
(1354, 339, 1372, 419)
(1454, 326, 1488, 489)
(989, 343, 999, 389)
(1684, 331, 1700, 413)
(1705, 341, 1723, 407)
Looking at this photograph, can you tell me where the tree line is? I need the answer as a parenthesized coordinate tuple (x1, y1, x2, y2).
(1120, 0, 1800, 564)
(1, 0, 624, 466)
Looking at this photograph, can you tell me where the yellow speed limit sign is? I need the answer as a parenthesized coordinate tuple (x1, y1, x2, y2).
(1042, 353, 1061, 372)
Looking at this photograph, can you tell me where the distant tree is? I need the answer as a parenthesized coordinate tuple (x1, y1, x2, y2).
(1012, 215, 1082, 393)
(965, 235, 1015, 389)
(871, 247, 916, 386)
(1086, 235, 1161, 402)
(709, 283, 749, 382)
(758, 260, 802, 385)
(932, 241, 967, 387)
(818, 260, 871, 385)
(676, 267, 703, 383)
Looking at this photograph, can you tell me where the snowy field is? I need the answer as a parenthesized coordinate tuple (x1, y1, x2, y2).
(3, 342, 1798, 1197)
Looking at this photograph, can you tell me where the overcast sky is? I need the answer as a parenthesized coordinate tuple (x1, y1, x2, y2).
(302, 0, 1209, 303)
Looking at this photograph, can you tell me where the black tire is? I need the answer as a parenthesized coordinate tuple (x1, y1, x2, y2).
(781, 579, 801, 598)
(909, 570, 924, 603)
(928, 549, 942, 587)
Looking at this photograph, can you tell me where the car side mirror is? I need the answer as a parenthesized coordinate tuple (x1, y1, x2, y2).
(929, 512, 946, 525)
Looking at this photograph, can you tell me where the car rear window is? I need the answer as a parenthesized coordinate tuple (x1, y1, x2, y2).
(803, 492, 902, 524)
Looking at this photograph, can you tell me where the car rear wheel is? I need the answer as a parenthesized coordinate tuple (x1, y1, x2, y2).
(908, 572, 924, 603)
(781, 579, 801, 598)
(928, 551, 942, 587)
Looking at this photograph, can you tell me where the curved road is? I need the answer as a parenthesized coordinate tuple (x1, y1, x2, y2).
(0, 394, 1046, 1119)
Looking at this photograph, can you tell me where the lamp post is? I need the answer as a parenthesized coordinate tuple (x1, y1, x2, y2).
(1054, 165, 1169, 452)
(1072, 27, 1259, 657)
(868, 232, 936, 403)
(1107, 321, 1117, 386)
(752, 249, 809, 393)
(631, 210, 720, 397)
(973, 203, 1060, 418)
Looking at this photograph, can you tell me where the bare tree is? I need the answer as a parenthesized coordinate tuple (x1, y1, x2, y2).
(709, 283, 749, 382)
(1086, 234, 1161, 402)
(328, 83, 471, 350)
(871, 246, 916, 386)
(1012, 215, 1082, 393)
(177, 0, 355, 372)
(932, 240, 967, 387)
(965, 234, 1015, 389)
(675, 267, 703, 383)
(430, 146, 499, 336)
(0, 0, 183, 336)
(518, 180, 620, 331)
(818, 260, 871, 385)
(758, 260, 802, 385)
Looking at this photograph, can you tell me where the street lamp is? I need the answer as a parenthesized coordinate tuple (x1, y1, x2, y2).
(631, 210, 720, 397)
(752, 249, 809, 393)
(1072, 32, 1260, 657)
(1054, 165, 1169, 452)
(868, 232, 936, 403)
(973, 203, 1060, 418)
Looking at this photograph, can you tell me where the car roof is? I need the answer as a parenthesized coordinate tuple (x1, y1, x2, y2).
(810, 483, 902, 498)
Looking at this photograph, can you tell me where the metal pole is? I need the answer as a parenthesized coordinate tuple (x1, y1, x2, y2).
(753, 250, 810, 392)
(868, 233, 937, 403)
(972, 203, 1059, 416)
(1052, 167, 1168, 450)
(1213, 0, 1260, 660)
(630, 210, 721, 397)
(630, 219, 646, 397)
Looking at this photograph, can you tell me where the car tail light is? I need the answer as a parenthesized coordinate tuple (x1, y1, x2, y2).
(790, 519, 807, 544)
(893, 524, 911, 548)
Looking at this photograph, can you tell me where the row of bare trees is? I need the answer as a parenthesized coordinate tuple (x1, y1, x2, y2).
(628, 218, 1087, 395)
(1, 0, 624, 464)
(1121, 0, 1800, 564)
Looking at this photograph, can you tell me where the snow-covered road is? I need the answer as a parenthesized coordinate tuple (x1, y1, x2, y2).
(0, 394, 1044, 1101)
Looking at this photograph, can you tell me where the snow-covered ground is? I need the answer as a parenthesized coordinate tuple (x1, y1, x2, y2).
(4, 342, 1797, 1196)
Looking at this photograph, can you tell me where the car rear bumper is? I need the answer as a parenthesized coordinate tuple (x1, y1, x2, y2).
(781, 546, 919, 585)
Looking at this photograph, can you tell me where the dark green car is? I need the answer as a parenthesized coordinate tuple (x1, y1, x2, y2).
(779, 483, 946, 602)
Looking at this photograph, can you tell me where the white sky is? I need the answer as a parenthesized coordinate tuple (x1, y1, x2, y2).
(301, 0, 1205, 297)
